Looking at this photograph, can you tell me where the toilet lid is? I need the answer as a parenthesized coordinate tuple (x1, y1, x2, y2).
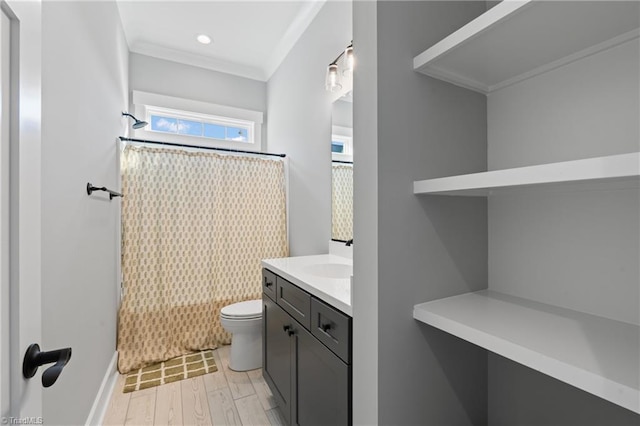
(220, 299, 262, 319)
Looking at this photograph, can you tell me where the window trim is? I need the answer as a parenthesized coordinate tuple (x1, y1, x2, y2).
(331, 125, 353, 162)
(131, 90, 263, 152)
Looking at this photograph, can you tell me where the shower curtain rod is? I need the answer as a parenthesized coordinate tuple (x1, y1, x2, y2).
(119, 137, 286, 158)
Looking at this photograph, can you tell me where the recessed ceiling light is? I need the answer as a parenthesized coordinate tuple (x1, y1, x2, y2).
(197, 34, 211, 45)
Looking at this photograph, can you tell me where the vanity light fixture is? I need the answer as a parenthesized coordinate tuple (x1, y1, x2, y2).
(325, 41, 354, 92)
(197, 34, 212, 45)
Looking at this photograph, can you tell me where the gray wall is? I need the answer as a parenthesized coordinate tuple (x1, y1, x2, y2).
(487, 39, 639, 170)
(129, 53, 267, 146)
(129, 53, 266, 113)
(267, 2, 352, 256)
(487, 26, 640, 425)
(355, 2, 639, 423)
(353, 1, 489, 424)
(41, 1, 129, 424)
(488, 354, 640, 425)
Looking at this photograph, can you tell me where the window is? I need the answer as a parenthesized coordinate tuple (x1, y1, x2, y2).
(132, 91, 264, 152)
(148, 108, 254, 144)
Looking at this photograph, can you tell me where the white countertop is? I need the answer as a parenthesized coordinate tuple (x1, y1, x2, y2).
(262, 254, 352, 316)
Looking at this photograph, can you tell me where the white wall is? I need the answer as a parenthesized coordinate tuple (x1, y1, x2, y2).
(267, 2, 352, 256)
(4, 0, 43, 419)
(41, 2, 129, 424)
(351, 1, 378, 423)
(332, 99, 353, 129)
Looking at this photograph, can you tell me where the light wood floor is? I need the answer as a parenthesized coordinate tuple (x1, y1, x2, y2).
(102, 346, 285, 426)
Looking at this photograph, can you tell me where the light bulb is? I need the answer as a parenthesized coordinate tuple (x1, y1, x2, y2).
(344, 45, 354, 75)
(329, 66, 338, 85)
(325, 63, 342, 92)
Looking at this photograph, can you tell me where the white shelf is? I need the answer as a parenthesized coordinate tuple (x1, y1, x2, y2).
(413, 1, 640, 93)
(413, 290, 640, 414)
(413, 152, 640, 196)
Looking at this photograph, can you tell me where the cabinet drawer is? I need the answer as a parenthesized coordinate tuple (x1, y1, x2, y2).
(276, 276, 311, 329)
(310, 297, 351, 363)
(262, 269, 277, 301)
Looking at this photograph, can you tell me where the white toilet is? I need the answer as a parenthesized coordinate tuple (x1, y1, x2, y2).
(220, 299, 263, 371)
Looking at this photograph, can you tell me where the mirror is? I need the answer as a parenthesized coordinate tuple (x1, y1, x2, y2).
(331, 91, 353, 242)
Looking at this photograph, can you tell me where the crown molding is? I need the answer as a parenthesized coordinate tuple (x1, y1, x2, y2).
(126, 1, 327, 82)
(130, 41, 267, 81)
(264, 0, 327, 79)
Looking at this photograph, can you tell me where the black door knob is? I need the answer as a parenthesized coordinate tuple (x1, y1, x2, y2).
(23, 344, 72, 388)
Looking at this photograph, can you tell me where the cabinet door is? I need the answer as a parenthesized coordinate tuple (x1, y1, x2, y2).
(263, 295, 294, 425)
(296, 326, 351, 426)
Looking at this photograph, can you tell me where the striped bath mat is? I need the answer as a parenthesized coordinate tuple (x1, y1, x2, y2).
(123, 350, 218, 393)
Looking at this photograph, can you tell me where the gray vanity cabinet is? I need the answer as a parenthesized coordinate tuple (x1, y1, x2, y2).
(262, 268, 352, 426)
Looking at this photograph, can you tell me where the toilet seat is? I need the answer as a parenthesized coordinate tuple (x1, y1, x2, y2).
(220, 300, 262, 320)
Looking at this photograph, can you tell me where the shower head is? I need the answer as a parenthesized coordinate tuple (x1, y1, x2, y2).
(122, 112, 148, 129)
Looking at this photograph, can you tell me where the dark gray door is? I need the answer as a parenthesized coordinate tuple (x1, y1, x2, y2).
(263, 295, 293, 424)
(296, 326, 350, 426)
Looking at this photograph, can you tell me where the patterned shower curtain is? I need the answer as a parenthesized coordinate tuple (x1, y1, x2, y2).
(117, 145, 288, 373)
(332, 163, 353, 242)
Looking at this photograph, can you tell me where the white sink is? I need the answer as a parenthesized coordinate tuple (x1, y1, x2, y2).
(262, 254, 353, 315)
(303, 263, 352, 279)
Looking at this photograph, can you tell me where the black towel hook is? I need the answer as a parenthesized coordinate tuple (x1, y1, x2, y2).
(86, 182, 122, 200)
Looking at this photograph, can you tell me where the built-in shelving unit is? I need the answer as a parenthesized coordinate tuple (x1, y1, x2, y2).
(413, 0, 640, 93)
(412, 0, 640, 419)
(413, 153, 640, 196)
(413, 291, 639, 414)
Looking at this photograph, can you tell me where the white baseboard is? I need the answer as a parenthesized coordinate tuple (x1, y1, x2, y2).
(85, 351, 118, 426)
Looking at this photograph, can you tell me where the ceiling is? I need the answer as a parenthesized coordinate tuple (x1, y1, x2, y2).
(116, 1, 326, 81)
